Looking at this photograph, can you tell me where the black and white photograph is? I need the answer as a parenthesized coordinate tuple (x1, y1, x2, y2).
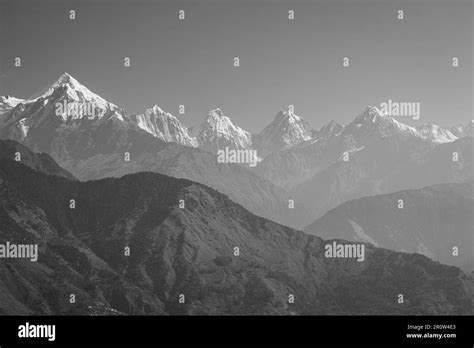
(0, 0, 473, 345)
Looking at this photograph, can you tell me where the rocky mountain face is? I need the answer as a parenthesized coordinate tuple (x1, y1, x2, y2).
(134, 105, 197, 147)
(197, 108, 253, 153)
(255, 108, 313, 157)
(317, 120, 344, 140)
(0, 158, 473, 315)
(450, 120, 474, 138)
(0, 73, 125, 161)
(304, 182, 474, 272)
(254, 129, 347, 190)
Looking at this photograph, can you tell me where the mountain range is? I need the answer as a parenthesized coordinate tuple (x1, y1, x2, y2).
(2, 74, 471, 214)
(1, 73, 471, 227)
(3, 74, 471, 159)
(1, 73, 472, 315)
(0, 153, 472, 315)
(0, 73, 311, 229)
(256, 106, 472, 191)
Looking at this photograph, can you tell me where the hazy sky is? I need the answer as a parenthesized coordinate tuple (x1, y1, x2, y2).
(1, 0, 472, 131)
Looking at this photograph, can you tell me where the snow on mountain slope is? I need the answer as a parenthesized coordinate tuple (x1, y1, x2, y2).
(342, 106, 419, 144)
(345, 106, 460, 145)
(256, 107, 313, 156)
(197, 108, 252, 153)
(0, 96, 25, 115)
(0, 72, 123, 136)
(0, 74, 312, 229)
(29, 72, 119, 113)
(416, 123, 458, 143)
(0, 73, 128, 155)
(135, 105, 197, 147)
(255, 106, 462, 191)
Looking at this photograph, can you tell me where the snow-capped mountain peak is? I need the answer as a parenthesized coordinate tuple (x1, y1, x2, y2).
(345, 106, 419, 141)
(353, 105, 388, 124)
(136, 105, 197, 147)
(209, 107, 224, 117)
(31, 72, 119, 112)
(257, 107, 313, 156)
(53, 72, 81, 88)
(197, 108, 252, 153)
(144, 104, 172, 118)
(146, 104, 166, 116)
(272, 106, 305, 124)
(344, 106, 460, 144)
(204, 108, 242, 133)
(22, 72, 124, 126)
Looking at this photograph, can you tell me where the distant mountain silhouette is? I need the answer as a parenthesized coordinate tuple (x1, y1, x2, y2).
(291, 135, 472, 220)
(304, 182, 474, 271)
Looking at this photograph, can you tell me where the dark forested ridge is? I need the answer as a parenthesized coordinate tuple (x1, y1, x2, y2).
(0, 139, 75, 180)
(0, 158, 473, 315)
